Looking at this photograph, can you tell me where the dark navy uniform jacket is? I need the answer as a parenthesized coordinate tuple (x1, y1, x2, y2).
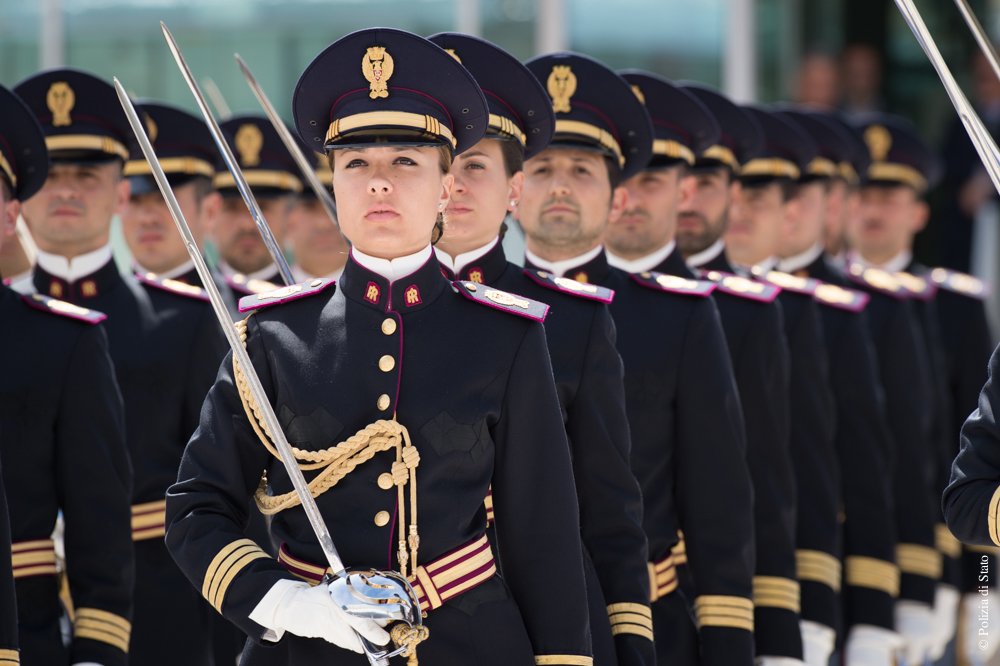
(528, 249, 756, 666)
(662, 250, 802, 660)
(441, 239, 652, 666)
(165, 255, 592, 666)
(741, 263, 841, 634)
(0, 461, 16, 664)
(846, 265, 939, 605)
(805, 256, 899, 632)
(0, 283, 133, 666)
(28, 258, 225, 666)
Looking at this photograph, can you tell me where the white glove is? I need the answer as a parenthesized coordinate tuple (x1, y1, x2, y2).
(800, 619, 836, 666)
(895, 600, 934, 666)
(71, 663, 105, 666)
(928, 585, 960, 660)
(249, 579, 390, 653)
(755, 657, 805, 665)
(843, 624, 904, 666)
(960, 592, 999, 665)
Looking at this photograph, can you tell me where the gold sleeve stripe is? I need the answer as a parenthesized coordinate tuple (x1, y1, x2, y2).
(647, 554, 679, 601)
(671, 534, 688, 566)
(11, 539, 57, 579)
(202, 539, 270, 613)
(935, 524, 962, 559)
(607, 602, 652, 619)
(967, 544, 1000, 555)
(897, 543, 943, 579)
(131, 500, 168, 542)
(988, 485, 1000, 547)
(534, 656, 593, 666)
(844, 556, 900, 597)
(694, 595, 754, 631)
(796, 550, 843, 591)
(753, 576, 801, 612)
(74, 608, 131, 654)
(608, 601, 654, 640)
(0, 648, 18, 664)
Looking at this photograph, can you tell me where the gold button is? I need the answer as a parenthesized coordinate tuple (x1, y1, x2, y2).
(378, 472, 394, 490)
(374, 510, 390, 527)
(378, 355, 395, 372)
(377, 394, 391, 411)
(381, 318, 397, 335)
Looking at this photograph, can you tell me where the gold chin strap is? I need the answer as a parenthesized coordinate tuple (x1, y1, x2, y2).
(232, 317, 421, 577)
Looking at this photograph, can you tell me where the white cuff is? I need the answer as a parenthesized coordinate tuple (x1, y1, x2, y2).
(800, 619, 836, 666)
(755, 657, 806, 665)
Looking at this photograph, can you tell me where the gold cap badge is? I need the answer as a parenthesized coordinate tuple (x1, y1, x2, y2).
(235, 123, 264, 167)
(548, 65, 577, 113)
(864, 125, 892, 162)
(144, 113, 158, 144)
(631, 85, 646, 105)
(362, 46, 394, 100)
(47, 82, 75, 127)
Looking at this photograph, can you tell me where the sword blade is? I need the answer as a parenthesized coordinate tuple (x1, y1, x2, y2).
(114, 77, 348, 577)
(893, 0, 1000, 196)
(952, 0, 1000, 88)
(235, 54, 340, 227)
(159, 22, 295, 287)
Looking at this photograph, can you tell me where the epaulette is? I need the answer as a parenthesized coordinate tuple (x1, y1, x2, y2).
(753, 268, 818, 295)
(813, 283, 870, 313)
(698, 270, 780, 303)
(453, 281, 548, 322)
(894, 271, 937, 301)
(930, 267, 988, 300)
(21, 293, 107, 324)
(523, 269, 614, 303)
(846, 264, 906, 298)
(238, 278, 336, 313)
(135, 272, 209, 302)
(228, 273, 280, 295)
(630, 271, 715, 297)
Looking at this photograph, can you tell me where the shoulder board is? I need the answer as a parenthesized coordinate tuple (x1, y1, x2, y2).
(21, 293, 107, 324)
(846, 264, 906, 298)
(135, 272, 209, 302)
(453, 281, 548, 322)
(523, 269, 614, 303)
(698, 270, 781, 303)
(228, 273, 281, 295)
(813, 282, 870, 313)
(754, 269, 818, 295)
(238, 278, 336, 313)
(630, 271, 715, 297)
(894, 271, 937, 301)
(929, 267, 987, 300)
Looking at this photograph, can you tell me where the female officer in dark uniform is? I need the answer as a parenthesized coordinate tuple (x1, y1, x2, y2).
(164, 28, 592, 666)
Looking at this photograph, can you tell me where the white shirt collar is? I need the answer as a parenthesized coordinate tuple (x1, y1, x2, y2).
(435, 237, 500, 274)
(351, 245, 433, 283)
(291, 263, 344, 283)
(133, 258, 195, 280)
(777, 242, 825, 274)
(36, 245, 113, 283)
(218, 260, 280, 282)
(751, 256, 779, 274)
(849, 249, 912, 273)
(685, 239, 726, 269)
(606, 240, 676, 274)
(524, 244, 604, 278)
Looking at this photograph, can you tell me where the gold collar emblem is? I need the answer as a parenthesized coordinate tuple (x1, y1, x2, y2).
(47, 82, 75, 127)
(547, 65, 577, 113)
(362, 46, 394, 100)
(864, 125, 892, 162)
(235, 123, 264, 167)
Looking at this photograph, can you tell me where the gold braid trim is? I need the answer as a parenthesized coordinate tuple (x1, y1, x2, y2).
(231, 316, 421, 577)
